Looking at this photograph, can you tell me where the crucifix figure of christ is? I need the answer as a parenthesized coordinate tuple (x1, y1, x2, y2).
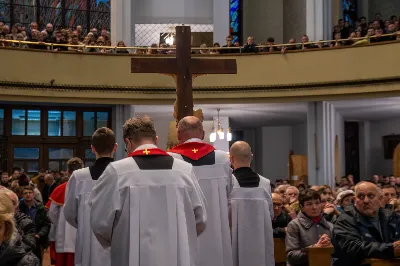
(131, 25, 238, 123)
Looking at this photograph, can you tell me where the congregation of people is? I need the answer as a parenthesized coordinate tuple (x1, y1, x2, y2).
(1, 12, 400, 55)
(0, 114, 399, 266)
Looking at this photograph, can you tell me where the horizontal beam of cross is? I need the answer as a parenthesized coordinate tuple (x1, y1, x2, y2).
(131, 58, 237, 75)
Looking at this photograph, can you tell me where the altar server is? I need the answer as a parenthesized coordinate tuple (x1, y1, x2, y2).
(229, 141, 274, 266)
(64, 127, 117, 266)
(230, 141, 273, 217)
(169, 116, 233, 266)
(47, 157, 84, 266)
(89, 115, 207, 266)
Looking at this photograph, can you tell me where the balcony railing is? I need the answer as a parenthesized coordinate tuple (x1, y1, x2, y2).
(0, 33, 398, 54)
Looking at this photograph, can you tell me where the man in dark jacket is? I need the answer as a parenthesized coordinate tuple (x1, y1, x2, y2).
(19, 185, 51, 263)
(241, 36, 258, 53)
(333, 181, 400, 266)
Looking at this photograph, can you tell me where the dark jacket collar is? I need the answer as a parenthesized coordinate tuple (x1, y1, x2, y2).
(89, 157, 114, 180)
(297, 211, 331, 229)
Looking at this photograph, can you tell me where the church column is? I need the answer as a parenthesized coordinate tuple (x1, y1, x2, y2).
(306, 0, 332, 41)
(213, 0, 230, 44)
(110, 0, 133, 46)
(359, 121, 371, 180)
(307, 102, 337, 187)
(112, 105, 135, 160)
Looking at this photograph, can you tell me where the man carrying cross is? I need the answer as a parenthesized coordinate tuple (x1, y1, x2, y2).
(89, 115, 207, 266)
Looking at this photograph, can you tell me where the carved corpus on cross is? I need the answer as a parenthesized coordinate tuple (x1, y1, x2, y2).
(131, 25, 238, 123)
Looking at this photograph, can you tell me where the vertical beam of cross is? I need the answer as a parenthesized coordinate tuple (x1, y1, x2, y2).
(175, 26, 194, 121)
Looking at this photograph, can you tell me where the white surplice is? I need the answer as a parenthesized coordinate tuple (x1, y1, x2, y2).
(230, 187, 274, 266)
(233, 174, 273, 218)
(89, 144, 207, 266)
(64, 168, 111, 266)
(48, 201, 76, 253)
(169, 138, 234, 266)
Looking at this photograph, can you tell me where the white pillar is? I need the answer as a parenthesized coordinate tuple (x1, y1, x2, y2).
(306, 0, 332, 41)
(359, 121, 371, 180)
(307, 102, 336, 186)
(213, 0, 230, 45)
(112, 105, 135, 160)
(110, 0, 133, 46)
(212, 116, 230, 152)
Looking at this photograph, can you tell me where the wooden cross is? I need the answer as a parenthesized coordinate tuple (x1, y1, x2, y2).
(131, 25, 237, 122)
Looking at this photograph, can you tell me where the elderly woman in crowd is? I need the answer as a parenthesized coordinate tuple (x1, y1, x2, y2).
(0, 191, 39, 266)
(285, 189, 333, 266)
(336, 190, 355, 213)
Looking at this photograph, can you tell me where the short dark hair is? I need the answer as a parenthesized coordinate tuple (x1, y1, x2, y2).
(12, 167, 21, 173)
(123, 115, 156, 143)
(267, 37, 274, 42)
(22, 185, 34, 192)
(299, 189, 321, 206)
(67, 157, 84, 173)
(382, 185, 397, 191)
(92, 127, 115, 155)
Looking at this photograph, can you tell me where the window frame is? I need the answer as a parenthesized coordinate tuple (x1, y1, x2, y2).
(47, 110, 77, 137)
(11, 108, 41, 136)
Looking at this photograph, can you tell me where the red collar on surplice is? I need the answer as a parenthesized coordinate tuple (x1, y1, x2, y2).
(127, 148, 169, 157)
(45, 182, 68, 208)
(169, 142, 215, 160)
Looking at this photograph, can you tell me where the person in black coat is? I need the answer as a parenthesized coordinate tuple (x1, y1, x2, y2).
(333, 182, 400, 266)
(42, 173, 58, 205)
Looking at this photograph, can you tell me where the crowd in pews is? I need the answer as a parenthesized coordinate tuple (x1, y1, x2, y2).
(0, 116, 400, 266)
(272, 175, 400, 266)
(1, 12, 400, 55)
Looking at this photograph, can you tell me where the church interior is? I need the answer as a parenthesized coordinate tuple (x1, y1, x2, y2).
(1, 0, 400, 265)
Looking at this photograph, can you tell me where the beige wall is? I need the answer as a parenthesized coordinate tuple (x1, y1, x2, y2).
(2, 42, 400, 103)
(283, 0, 306, 43)
(242, 0, 283, 44)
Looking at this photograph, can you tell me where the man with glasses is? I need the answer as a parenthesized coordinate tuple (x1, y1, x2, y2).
(272, 193, 291, 238)
(333, 181, 400, 266)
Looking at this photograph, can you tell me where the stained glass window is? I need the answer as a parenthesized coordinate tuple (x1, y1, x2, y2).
(343, 0, 357, 26)
(229, 0, 240, 44)
(0, 0, 11, 24)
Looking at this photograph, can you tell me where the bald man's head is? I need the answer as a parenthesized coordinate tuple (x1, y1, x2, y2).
(0, 189, 18, 212)
(229, 141, 252, 169)
(177, 116, 204, 143)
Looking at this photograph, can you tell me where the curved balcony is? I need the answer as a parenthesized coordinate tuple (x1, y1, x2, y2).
(1, 38, 400, 104)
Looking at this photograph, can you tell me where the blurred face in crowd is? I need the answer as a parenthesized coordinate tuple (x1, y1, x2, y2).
(1, 173, 9, 184)
(22, 188, 34, 202)
(375, 13, 381, 20)
(55, 31, 62, 40)
(372, 175, 379, 184)
(2, 26, 9, 34)
(247, 36, 254, 45)
(354, 182, 382, 217)
(388, 24, 395, 32)
(301, 35, 309, 43)
(289, 38, 296, 44)
(76, 25, 82, 33)
(272, 193, 284, 218)
(46, 23, 53, 33)
(340, 195, 353, 208)
(12, 170, 20, 179)
(0, 22, 3, 31)
(71, 36, 79, 44)
(30, 22, 38, 30)
(382, 187, 397, 205)
(226, 36, 232, 46)
(284, 187, 299, 204)
(396, 177, 400, 185)
(233, 41, 239, 47)
(381, 176, 390, 184)
(367, 28, 375, 36)
(117, 41, 125, 47)
(44, 174, 54, 185)
(320, 188, 334, 209)
(389, 176, 396, 186)
(339, 177, 349, 187)
(301, 198, 321, 218)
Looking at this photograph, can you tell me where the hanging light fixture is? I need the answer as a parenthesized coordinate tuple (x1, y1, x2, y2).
(227, 127, 232, 141)
(210, 108, 231, 142)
